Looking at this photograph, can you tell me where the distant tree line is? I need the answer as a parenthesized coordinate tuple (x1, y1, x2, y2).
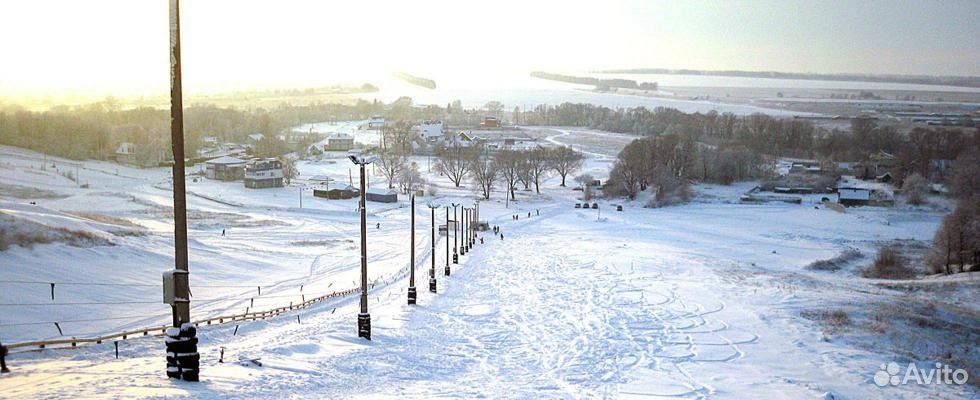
(0, 99, 394, 162)
(517, 103, 976, 185)
(530, 71, 657, 91)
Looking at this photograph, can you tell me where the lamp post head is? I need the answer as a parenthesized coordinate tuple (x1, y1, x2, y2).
(347, 151, 378, 165)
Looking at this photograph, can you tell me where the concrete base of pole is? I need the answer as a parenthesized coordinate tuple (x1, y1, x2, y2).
(461, 246, 466, 255)
(165, 323, 199, 381)
(445, 265, 451, 276)
(453, 253, 458, 264)
(428, 277, 437, 293)
(407, 286, 417, 305)
(358, 313, 371, 340)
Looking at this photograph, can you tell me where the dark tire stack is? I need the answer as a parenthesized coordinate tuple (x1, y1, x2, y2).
(165, 323, 199, 381)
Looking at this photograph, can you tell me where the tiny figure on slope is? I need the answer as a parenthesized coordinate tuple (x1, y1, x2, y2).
(221, 229, 225, 236)
(376, 222, 380, 230)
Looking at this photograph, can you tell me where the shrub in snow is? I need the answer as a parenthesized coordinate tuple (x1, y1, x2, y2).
(863, 246, 915, 279)
(0, 212, 112, 251)
(806, 248, 863, 271)
(902, 173, 929, 206)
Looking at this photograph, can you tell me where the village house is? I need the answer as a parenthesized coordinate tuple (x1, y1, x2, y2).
(416, 120, 444, 141)
(367, 116, 385, 129)
(481, 116, 500, 128)
(446, 131, 478, 147)
(323, 133, 355, 151)
(114, 142, 164, 168)
(836, 175, 895, 207)
(204, 156, 246, 181)
(246, 133, 265, 146)
(244, 158, 284, 188)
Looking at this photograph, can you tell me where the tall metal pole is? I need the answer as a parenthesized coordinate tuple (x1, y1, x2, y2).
(461, 207, 467, 255)
(445, 206, 451, 275)
(357, 162, 371, 339)
(166, 0, 197, 383)
(431, 205, 437, 284)
(407, 194, 416, 304)
(452, 203, 459, 264)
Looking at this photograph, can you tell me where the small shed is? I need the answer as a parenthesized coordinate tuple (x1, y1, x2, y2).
(366, 188, 398, 203)
(838, 188, 872, 206)
(315, 185, 358, 200)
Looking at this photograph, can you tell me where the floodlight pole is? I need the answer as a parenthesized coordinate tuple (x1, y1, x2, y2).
(408, 194, 416, 304)
(428, 204, 438, 293)
(445, 206, 451, 275)
(461, 207, 467, 255)
(451, 203, 460, 266)
(354, 159, 371, 340)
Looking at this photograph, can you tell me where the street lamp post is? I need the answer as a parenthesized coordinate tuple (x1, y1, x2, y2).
(451, 203, 460, 265)
(445, 206, 450, 276)
(349, 153, 378, 340)
(428, 203, 438, 293)
(461, 207, 467, 255)
(408, 194, 416, 305)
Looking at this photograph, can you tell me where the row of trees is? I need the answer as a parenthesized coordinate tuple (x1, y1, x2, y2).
(927, 147, 980, 275)
(0, 99, 398, 162)
(373, 142, 585, 200)
(432, 144, 584, 198)
(516, 104, 973, 186)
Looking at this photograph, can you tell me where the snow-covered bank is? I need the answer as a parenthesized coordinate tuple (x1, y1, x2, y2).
(1, 133, 976, 398)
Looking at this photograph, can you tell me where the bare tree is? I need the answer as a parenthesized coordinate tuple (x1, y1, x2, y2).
(484, 101, 505, 118)
(434, 141, 476, 187)
(396, 162, 426, 194)
(526, 147, 551, 193)
(495, 149, 524, 200)
(375, 148, 407, 189)
(549, 146, 584, 187)
(469, 150, 499, 199)
(279, 156, 298, 185)
(574, 173, 594, 201)
(902, 173, 928, 205)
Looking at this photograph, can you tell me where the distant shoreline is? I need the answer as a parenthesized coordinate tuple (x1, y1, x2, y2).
(392, 72, 437, 90)
(594, 68, 980, 89)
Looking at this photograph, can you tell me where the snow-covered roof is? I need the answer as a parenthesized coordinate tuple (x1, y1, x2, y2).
(247, 133, 265, 141)
(205, 156, 245, 165)
(366, 188, 396, 195)
(327, 133, 353, 140)
(307, 175, 334, 183)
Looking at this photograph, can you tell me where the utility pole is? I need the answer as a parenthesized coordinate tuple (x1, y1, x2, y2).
(451, 203, 460, 265)
(165, 0, 197, 382)
(349, 153, 377, 340)
(407, 194, 416, 304)
(428, 203, 438, 293)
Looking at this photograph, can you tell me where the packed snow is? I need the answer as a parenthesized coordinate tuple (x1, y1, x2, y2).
(0, 126, 976, 399)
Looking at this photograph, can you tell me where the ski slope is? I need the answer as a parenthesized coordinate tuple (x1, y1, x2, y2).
(1, 130, 976, 398)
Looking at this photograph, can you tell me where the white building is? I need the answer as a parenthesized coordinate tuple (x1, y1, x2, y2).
(367, 116, 385, 129)
(244, 158, 284, 188)
(418, 120, 444, 141)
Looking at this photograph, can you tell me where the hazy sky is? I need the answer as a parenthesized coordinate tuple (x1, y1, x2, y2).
(1, 0, 977, 98)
